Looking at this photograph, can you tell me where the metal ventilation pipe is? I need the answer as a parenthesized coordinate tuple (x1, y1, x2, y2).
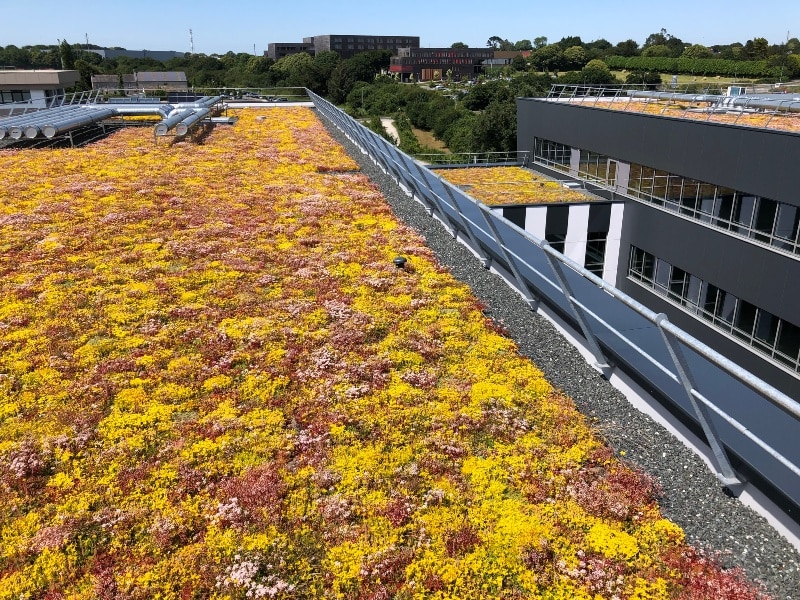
(725, 96, 800, 114)
(112, 104, 174, 118)
(42, 108, 117, 138)
(155, 108, 195, 136)
(1, 106, 87, 134)
(626, 90, 715, 103)
(175, 107, 210, 136)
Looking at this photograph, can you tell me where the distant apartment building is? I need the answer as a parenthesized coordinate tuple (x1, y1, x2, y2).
(303, 35, 419, 59)
(267, 42, 315, 61)
(389, 47, 494, 81)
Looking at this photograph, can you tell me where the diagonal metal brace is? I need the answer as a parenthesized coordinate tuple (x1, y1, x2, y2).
(655, 313, 745, 495)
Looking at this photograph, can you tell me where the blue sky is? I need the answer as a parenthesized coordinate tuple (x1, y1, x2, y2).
(1, 0, 796, 56)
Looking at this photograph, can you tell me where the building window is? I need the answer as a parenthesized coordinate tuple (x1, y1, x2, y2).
(534, 138, 570, 171)
(532, 138, 800, 257)
(0, 90, 32, 104)
(628, 246, 800, 374)
(584, 233, 606, 276)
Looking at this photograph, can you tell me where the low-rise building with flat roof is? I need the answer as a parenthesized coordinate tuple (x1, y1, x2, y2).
(0, 69, 80, 109)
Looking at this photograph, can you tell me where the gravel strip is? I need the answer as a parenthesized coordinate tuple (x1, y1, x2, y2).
(321, 118, 800, 598)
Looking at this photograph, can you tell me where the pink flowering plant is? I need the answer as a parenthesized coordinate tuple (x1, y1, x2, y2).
(0, 107, 768, 599)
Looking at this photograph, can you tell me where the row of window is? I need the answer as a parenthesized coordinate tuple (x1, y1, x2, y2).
(625, 165, 800, 254)
(395, 58, 483, 66)
(330, 37, 416, 44)
(629, 246, 800, 373)
(0, 90, 32, 104)
(531, 139, 800, 257)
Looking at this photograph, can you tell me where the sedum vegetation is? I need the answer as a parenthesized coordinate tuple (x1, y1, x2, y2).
(0, 107, 770, 598)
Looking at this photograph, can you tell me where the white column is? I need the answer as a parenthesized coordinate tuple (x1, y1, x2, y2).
(602, 202, 626, 284)
(525, 206, 547, 240)
(564, 204, 590, 266)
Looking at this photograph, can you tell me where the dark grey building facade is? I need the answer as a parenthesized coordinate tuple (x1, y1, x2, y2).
(517, 97, 800, 399)
(267, 42, 315, 61)
(303, 34, 420, 59)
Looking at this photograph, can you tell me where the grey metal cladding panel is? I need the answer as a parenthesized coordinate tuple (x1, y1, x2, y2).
(621, 202, 800, 321)
(518, 100, 800, 205)
(620, 280, 800, 400)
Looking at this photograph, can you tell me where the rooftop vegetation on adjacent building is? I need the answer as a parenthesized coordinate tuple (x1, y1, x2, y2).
(438, 166, 591, 206)
(567, 97, 800, 134)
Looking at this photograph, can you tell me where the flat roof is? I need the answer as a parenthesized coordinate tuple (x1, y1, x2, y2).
(556, 95, 800, 135)
(0, 69, 80, 89)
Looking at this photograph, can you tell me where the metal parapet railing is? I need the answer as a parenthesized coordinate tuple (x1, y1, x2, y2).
(307, 89, 800, 516)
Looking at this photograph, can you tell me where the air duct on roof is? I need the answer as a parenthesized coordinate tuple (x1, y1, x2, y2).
(175, 107, 210, 136)
(626, 90, 800, 115)
(155, 108, 195, 136)
(42, 108, 117, 138)
(175, 107, 211, 136)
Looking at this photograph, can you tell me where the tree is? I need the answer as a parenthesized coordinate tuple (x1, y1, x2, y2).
(563, 46, 588, 70)
(59, 39, 76, 70)
(530, 44, 564, 74)
(643, 29, 684, 57)
(451, 42, 468, 49)
(533, 36, 548, 49)
(614, 39, 640, 56)
(557, 36, 584, 49)
(313, 51, 340, 81)
(0, 45, 33, 68)
(486, 36, 513, 51)
(681, 44, 713, 59)
(644, 28, 673, 48)
(471, 99, 516, 152)
(514, 39, 533, 51)
(642, 44, 672, 57)
(73, 58, 99, 91)
(579, 59, 616, 84)
(625, 70, 662, 88)
(511, 54, 528, 72)
(744, 37, 769, 60)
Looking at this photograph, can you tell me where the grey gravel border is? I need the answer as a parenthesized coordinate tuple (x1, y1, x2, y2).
(320, 118, 800, 598)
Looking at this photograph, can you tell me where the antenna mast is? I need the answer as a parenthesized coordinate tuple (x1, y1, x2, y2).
(189, 29, 194, 54)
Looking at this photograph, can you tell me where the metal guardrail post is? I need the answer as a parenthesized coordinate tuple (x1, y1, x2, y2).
(475, 206, 540, 311)
(409, 162, 458, 237)
(541, 242, 613, 378)
(439, 180, 493, 269)
(654, 313, 744, 493)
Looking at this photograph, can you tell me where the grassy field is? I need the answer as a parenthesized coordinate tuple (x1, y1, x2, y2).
(412, 126, 449, 152)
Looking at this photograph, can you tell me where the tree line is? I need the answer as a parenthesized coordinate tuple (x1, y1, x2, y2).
(2, 29, 798, 157)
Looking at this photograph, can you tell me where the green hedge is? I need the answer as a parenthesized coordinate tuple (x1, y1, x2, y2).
(604, 56, 779, 78)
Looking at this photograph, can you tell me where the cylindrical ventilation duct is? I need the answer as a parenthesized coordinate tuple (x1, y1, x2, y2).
(42, 108, 116, 138)
(175, 107, 210, 136)
(154, 108, 195, 136)
(112, 104, 174, 118)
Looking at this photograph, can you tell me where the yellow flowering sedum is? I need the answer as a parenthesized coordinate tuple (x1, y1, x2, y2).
(438, 166, 589, 205)
(0, 108, 767, 599)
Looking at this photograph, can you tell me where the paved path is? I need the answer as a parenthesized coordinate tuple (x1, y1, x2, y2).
(380, 117, 399, 144)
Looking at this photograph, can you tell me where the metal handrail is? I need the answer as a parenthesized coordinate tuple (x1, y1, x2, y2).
(412, 150, 529, 166)
(307, 89, 800, 508)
